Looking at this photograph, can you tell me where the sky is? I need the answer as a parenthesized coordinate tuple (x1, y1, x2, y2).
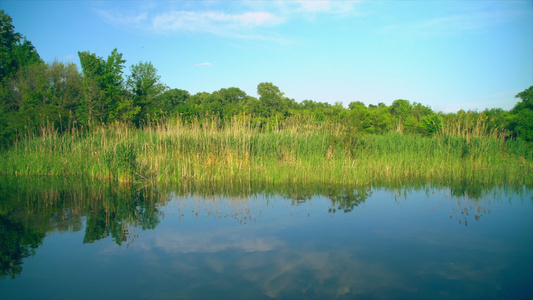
(1, 0, 532, 112)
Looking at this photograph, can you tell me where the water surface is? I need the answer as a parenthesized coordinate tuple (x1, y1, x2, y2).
(1, 178, 531, 299)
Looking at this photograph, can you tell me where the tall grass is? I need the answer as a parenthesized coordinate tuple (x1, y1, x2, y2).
(0, 114, 531, 188)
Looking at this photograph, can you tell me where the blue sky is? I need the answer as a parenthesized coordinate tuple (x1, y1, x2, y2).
(2, 0, 532, 112)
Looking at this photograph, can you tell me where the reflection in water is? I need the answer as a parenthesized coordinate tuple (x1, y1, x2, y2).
(0, 176, 531, 299)
(450, 196, 492, 226)
(0, 177, 163, 278)
(0, 215, 44, 279)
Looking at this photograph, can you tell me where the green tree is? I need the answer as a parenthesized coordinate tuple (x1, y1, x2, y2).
(391, 99, 416, 133)
(155, 88, 190, 116)
(0, 10, 41, 84)
(348, 101, 365, 110)
(483, 108, 509, 133)
(257, 82, 286, 117)
(216, 87, 247, 118)
(78, 49, 126, 123)
(126, 61, 166, 124)
(47, 61, 82, 111)
(508, 86, 533, 141)
(368, 103, 393, 134)
(419, 113, 442, 136)
(348, 102, 372, 133)
(0, 10, 42, 136)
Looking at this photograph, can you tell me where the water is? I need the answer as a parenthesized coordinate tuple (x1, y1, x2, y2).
(1, 178, 532, 299)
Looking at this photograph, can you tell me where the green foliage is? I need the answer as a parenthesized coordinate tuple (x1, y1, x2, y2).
(155, 88, 190, 116)
(0, 10, 41, 84)
(126, 61, 167, 124)
(78, 48, 126, 123)
(508, 86, 533, 141)
(257, 82, 288, 117)
(0, 10, 532, 154)
(419, 114, 442, 136)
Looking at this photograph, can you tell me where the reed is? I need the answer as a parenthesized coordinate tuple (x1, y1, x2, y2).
(0, 114, 531, 188)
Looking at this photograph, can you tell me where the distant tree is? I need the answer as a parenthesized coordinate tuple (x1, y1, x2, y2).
(0, 10, 41, 84)
(483, 108, 509, 133)
(513, 86, 533, 110)
(47, 61, 83, 111)
(412, 102, 434, 121)
(218, 87, 247, 104)
(126, 61, 166, 124)
(369, 103, 393, 134)
(419, 113, 442, 136)
(348, 102, 371, 133)
(245, 95, 262, 116)
(216, 87, 247, 118)
(78, 49, 126, 123)
(508, 86, 533, 141)
(348, 101, 365, 110)
(300, 99, 331, 111)
(155, 88, 190, 116)
(257, 82, 286, 117)
(391, 99, 416, 133)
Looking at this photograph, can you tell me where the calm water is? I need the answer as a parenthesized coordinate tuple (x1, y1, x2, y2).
(0, 178, 532, 299)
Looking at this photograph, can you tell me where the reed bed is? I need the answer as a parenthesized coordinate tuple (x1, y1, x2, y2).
(0, 114, 531, 188)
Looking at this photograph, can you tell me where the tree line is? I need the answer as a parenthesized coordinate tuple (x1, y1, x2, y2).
(1, 10, 531, 149)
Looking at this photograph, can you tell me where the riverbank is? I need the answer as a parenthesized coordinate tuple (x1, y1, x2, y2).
(1, 115, 531, 188)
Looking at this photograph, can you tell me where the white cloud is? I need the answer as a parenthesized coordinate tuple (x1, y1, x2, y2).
(154, 230, 284, 254)
(98, 0, 357, 40)
(152, 10, 284, 34)
(194, 62, 212, 66)
(298, 0, 331, 13)
(99, 10, 148, 26)
(381, 9, 525, 37)
(296, 0, 355, 14)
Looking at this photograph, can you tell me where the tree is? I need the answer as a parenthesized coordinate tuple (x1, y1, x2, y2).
(419, 113, 442, 136)
(0, 11, 40, 82)
(78, 49, 126, 123)
(126, 61, 166, 124)
(155, 88, 190, 116)
(0, 10, 19, 81)
(508, 86, 533, 141)
(47, 61, 82, 111)
(348, 102, 371, 133)
(218, 87, 247, 104)
(348, 101, 365, 110)
(391, 99, 416, 133)
(257, 82, 286, 117)
(215, 87, 247, 118)
(513, 86, 533, 111)
(78, 51, 106, 124)
(1, 10, 41, 111)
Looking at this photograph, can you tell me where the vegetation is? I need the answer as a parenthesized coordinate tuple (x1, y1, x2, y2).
(0, 114, 531, 189)
(0, 10, 532, 188)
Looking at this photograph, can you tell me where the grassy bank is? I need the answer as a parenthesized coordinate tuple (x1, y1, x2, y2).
(0, 115, 531, 188)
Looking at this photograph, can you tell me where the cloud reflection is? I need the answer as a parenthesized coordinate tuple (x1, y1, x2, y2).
(154, 230, 284, 254)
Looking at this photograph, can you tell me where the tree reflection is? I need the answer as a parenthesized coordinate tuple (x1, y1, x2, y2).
(0, 177, 163, 277)
(0, 176, 526, 278)
(0, 215, 45, 279)
(84, 184, 161, 246)
(328, 187, 372, 213)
